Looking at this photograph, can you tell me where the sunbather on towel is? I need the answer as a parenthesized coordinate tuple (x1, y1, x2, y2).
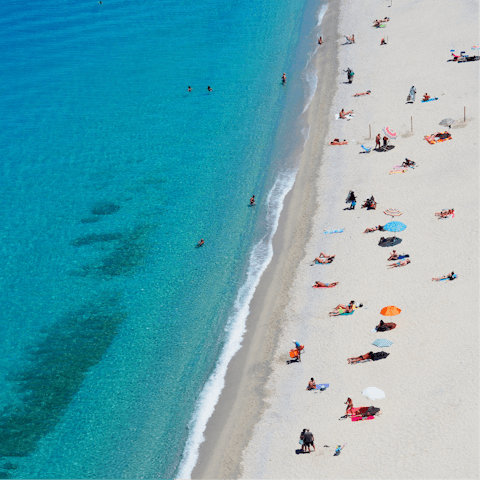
(364, 225, 384, 233)
(388, 259, 410, 268)
(329, 301, 354, 316)
(314, 281, 338, 288)
(362, 196, 377, 209)
(435, 208, 454, 217)
(311, 252, 335, 265)
(376, 320, 396, 332)
(423, 93, 431, 101)
(348, 352, 373, 364)
(353, 90, 371, 96)
(339, 108, 354, 119)
(432, 272, 457, 281)
(330, 138, 348, 145)
(402, 158, 415, 167)
(388, 250, 410, 261)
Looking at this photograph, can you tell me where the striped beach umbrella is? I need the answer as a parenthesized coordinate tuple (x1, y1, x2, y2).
(383, 208, 402, 217)
(372, 339, 393, 348)
(383, 127, 397, 139)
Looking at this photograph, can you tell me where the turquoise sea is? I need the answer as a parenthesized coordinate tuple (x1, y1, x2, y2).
(0, 0, 327, 477)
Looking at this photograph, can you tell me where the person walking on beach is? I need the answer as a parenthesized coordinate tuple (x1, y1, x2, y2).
(376, 133, 381, 150)
(343, 67, 354, 83)
(409, 85, 416, 102)
(250, 195, 255, 206)
(345, 397, 354, 417)
(303, 430, 315, 453)
(300, 429, 307, 452)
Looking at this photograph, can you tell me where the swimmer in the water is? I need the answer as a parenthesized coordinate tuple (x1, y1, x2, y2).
(250, 195, 255, 206)
(207, 86, 212, 92)
(197, 239, 205, 247)
(188, 86, 192, 92)
(282, 73, 286, 83)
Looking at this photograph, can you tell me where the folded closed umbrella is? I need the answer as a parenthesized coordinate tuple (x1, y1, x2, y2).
(380, 305, 401, 316)
(383, 221, 406, 232)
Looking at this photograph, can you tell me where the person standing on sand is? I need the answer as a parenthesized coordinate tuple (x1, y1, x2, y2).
(300, 429, 307, 452)
(376, 133, 381, 149)
(409, 85, 416, 102)
(345, 397, 354, 416)
(383, 135, 388, 147)
(303, 430, 315, 453)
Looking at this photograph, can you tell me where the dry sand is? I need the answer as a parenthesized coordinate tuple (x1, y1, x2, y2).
(192, 0, 480, 478)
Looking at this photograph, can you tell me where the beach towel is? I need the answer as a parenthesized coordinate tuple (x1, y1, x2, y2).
(439, 274, 457, 281)
(389, 169, 407, 174)
(315, 383, 329, 390)
(313, 284, 336, 288)
(324, 228, 344, 234)
(421, 97, 438, 102)
(338, 311, 354, 316)
(335, 113, 355, 120)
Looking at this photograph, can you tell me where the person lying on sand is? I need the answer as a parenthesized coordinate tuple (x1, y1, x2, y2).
(311, 252, 335, 265)
(364, 225, 384, 233)
(402, 158, 416, 167)
(313, 281, 338, 288)
(339, 108, 354, 119)
(329, 301, 354, 316)
(423, 93, 431, 101)
(307, 378, 316, 390)
(348, 352, 373, 364)
(376, 320, 396, 332)
(435, 208, 454, 217)
(388, 250, 410, 261)
(373, 20, 385, 27)
(388, 259, 411, 268)
(432, 272, 457, 281)
(353, 90, 371, 96)
(330, 139, 348, 145)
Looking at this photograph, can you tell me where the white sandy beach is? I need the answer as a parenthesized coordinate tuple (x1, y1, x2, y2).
(239, 0, 479, 478)
(191, 0, 479, 478)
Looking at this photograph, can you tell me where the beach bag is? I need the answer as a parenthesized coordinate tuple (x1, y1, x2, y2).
(299, 439, 304, 445)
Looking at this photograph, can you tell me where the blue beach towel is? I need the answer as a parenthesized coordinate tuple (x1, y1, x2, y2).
(316, 383, 329, 390)
(439, 274, 457, 281)
(324, 228, 344, 234)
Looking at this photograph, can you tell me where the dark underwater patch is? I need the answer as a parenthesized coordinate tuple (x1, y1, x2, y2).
(0, 294, 126, 458)
(70, 232, 124, 247)
(90, 202, 120, 216)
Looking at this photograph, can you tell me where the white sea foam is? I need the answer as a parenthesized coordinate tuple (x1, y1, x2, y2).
(301, 3, 328, 114)
(176, 170, 297, 479)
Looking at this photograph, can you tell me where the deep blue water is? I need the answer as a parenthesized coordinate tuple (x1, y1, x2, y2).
(0, 0, 325, 477)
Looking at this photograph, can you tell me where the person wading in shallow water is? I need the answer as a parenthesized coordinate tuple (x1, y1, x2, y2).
(250, 195, 255, 206)
(282, 72, 286, 84)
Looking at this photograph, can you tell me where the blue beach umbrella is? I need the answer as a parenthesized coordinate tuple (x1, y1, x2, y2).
(372, 339, 393, 348)
(383, 221, 406, 232)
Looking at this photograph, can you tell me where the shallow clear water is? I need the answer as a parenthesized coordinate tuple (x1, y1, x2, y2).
(0, 0, 325, 477)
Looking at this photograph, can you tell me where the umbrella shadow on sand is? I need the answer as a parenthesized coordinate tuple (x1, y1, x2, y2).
(378, 237, 402, 247)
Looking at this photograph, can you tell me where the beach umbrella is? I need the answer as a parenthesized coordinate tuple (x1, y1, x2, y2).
(362, 387, 385, 400)
(383, 208, 402, 218)
(382, 127, 397, 139)
(439, 118, 456, 127)
(380, 305, 401, 316)
(372, 339, 393, 348)
(383, 221, 406, 232)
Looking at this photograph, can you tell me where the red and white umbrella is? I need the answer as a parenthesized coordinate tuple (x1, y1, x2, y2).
(383, 127, 397, 139)
(383, 208, 402, 217)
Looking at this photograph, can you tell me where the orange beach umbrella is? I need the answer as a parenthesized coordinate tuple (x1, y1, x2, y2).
(380, 305, 401, 316)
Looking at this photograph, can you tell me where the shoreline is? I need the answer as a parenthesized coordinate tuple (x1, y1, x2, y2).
(190, 1, 341, 478)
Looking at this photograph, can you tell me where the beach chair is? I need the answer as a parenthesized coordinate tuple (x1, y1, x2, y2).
(361, 145, 372, 153)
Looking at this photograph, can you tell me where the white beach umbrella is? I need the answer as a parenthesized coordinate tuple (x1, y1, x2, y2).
(362, 387, 385, 400)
